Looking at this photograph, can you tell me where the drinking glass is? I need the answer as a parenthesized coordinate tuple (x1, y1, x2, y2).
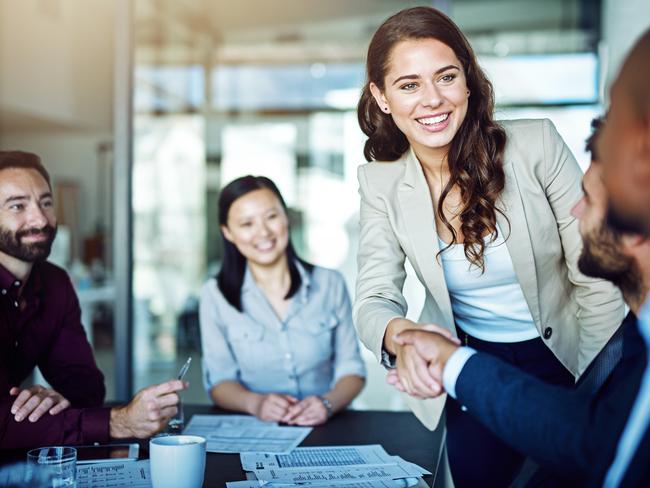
(26, 446, 77, 488)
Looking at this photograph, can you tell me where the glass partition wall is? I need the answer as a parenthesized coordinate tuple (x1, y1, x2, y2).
(131, 1, 418, 408)
(130, 0, 603, 408)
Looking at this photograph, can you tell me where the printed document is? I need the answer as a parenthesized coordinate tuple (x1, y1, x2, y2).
(183, 414, 312, 453)
(77, 460, 151, 488)
(226, 479, 426, 487)
(253, 462, 422, 484)
(240, 445, 393, 471)
(239, 445, 430, 486)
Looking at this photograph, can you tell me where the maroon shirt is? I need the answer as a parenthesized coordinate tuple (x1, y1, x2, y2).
(0, 261, 110, 448)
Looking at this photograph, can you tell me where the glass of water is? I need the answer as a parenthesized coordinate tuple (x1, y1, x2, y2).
(26, 446, 77, 488)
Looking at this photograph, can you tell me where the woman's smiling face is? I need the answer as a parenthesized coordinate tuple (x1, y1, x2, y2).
(370, 38, 470, 161)
(221, 188, 289, 268)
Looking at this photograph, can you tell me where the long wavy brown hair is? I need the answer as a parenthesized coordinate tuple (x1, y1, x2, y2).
(357, 6, 508, 269)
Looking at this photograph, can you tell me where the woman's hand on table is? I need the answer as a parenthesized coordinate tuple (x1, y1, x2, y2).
(10, 385, 70, 422)
(281, 396, 329, 426)
(253, 393, 298, 422)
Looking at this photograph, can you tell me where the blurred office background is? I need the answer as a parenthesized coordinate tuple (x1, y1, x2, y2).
(0, 0, 648, 408)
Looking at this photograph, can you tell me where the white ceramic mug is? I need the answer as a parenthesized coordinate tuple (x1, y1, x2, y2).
(149, 435, 206, 488)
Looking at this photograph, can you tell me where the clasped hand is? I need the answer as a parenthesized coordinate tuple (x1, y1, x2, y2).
(254, 394, 328, 426)
(386, 324, 461, 399)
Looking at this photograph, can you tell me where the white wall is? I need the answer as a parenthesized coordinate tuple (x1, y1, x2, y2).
(0, 0, 114, 130)
(602, 0, 650, 98)
(0, 0, 115, 262)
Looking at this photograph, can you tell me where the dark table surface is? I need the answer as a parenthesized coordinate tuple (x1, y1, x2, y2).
(0, 405, 445, 487)
(178, 405, 444, 487)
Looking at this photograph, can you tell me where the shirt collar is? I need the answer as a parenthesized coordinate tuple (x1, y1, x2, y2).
(0, 262, 44, 298)
(295, 261, 311, 304)
(242, 260, 311, 304)
(0, 263, 24, 293)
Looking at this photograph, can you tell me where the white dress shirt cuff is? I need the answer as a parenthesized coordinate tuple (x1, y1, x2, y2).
(442, 347, 477, 399)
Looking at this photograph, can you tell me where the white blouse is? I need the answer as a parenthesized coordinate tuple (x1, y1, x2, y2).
(438, 228, 540, 343)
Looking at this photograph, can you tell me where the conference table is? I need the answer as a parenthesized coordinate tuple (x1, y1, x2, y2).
(178, 405, 445, 487)
(0, 405, 445, 487)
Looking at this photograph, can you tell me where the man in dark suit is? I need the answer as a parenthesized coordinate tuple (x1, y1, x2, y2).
(595, 28, 650, 487)
(388, 138, 649, 485)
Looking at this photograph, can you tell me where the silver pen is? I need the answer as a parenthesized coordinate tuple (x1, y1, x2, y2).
(177, 356, 192, 381)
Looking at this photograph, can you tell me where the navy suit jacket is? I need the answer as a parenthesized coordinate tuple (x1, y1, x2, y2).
(618, 420, 650, 486)
(454, 312, 645, 484)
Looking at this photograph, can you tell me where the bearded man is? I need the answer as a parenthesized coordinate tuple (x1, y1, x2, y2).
(387, 121, 650, 485)
(0, 151, 186, 448)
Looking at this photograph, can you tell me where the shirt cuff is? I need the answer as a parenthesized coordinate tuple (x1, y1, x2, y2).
(333, 360, 367, 383)
(82, 407, 111, 443)
(442, 347, 477, 399)
(380, 347, 397, 369)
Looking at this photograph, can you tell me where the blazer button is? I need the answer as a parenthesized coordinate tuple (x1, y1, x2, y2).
(543, 327, 553, 340)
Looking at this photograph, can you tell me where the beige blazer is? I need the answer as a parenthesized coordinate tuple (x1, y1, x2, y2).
(353, 119, 625, 430)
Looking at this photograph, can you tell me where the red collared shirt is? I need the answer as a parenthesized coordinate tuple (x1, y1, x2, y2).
(0, 261, 110, 448)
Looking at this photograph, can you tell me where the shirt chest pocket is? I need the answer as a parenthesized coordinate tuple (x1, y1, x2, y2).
(297, 314, 338, 362)
(227, 323, 267, 364)
(228, 324, 264, 342)
(305, 314, 338, 335)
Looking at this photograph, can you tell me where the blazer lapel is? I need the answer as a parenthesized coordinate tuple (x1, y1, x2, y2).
(498, 160, 542, 326)
(397, 150, 454, 325)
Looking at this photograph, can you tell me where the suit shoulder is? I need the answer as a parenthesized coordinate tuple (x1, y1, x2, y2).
(499, 118, 564, 165)
(499, 118, 557, 141)
(358, 154, 408, 195)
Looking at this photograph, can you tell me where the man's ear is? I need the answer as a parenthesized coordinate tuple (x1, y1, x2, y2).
(369, 83, 390, 114)
(621, 233, 648, 250)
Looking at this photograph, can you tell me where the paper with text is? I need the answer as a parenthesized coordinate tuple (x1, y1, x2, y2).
(184, 414, 311, 453)
(255, 463, 420, 484)
(240, 445, 392, 471)
(226, 479, 423, 487)
(77, 460, 151, 488)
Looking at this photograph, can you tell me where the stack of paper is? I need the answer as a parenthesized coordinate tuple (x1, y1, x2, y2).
(183, 414, 312, 454)
(227, 444, 430, 487)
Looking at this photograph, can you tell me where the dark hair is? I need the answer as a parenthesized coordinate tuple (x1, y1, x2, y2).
(216, 175, 313, 311)
(0, 151, 51, 187)
(585, 117, 603, 161)
(357, 6, 508, 269)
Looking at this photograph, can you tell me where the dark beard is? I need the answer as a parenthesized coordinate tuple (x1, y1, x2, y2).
(0, 225, 57, 262)
(578, 223, 641, 300)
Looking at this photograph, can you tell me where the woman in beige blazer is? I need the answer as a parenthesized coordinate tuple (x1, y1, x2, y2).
(353, 7, 624, 487)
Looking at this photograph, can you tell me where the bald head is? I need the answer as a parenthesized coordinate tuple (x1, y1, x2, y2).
(619, 29, 650, 119)
(598, 28, 650, 236)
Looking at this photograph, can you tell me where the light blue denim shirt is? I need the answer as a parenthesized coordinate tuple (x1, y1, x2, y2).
(199, 263, 366, 399)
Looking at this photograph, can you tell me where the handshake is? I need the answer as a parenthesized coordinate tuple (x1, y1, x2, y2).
(385, 320, 463, 399)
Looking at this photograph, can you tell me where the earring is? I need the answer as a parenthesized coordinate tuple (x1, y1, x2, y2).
(383, 106, 389, 113)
